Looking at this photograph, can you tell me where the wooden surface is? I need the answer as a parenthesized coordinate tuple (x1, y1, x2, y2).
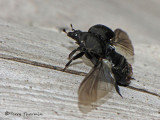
(0, 1, 160, 120)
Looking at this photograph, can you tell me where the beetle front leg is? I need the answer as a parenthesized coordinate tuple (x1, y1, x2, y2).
(68, 47, 81, 59)
(63, 52, 85, 71)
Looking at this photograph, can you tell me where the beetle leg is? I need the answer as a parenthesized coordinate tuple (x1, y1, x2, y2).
(88, 55, 99, 67)
(131, 77, 135, 80)
(115, 83, 123, 98)
(63, 52, 85, 71)
(68, 47, 80, 59)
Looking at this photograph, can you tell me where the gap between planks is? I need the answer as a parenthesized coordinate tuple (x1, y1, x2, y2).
(0, 53, 160, 98)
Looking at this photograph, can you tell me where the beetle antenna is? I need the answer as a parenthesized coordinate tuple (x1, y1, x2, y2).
(70, 24, 75, 31)
(63, 29, 67, 34)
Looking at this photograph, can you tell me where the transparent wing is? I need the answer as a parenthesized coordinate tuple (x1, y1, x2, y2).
(111, 29, 134, 63)
(78, 61, 114, 107)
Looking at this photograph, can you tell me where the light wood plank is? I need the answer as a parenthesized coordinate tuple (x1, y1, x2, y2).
(0, 21, 160, 120)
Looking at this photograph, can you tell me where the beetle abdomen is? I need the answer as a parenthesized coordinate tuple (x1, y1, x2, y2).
(108, 50, 133, 86)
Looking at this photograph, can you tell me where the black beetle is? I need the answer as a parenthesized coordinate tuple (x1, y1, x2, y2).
(63, 24, 134, 105)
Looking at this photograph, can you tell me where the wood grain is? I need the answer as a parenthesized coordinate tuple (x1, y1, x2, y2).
(0, 20, 159, 120)
(0, 0, 160, 119)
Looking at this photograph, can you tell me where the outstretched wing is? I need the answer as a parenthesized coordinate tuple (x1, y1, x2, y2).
(78, 61, 114, 106)
(111, 29, 134, 63)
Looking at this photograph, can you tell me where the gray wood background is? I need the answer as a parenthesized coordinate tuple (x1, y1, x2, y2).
(0, 0, 160, 120)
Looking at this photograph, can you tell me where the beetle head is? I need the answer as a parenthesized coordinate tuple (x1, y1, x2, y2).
(63, 24, 82, 44)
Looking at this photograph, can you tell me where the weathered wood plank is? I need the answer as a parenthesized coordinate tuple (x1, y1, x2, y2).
(0, 21, 160, 120)
(0, 0, 160, 119)
(0, 59, 159, 120)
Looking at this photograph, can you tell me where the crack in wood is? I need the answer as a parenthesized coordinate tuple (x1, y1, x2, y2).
(0, 53, 160, 98)
(0, 54, 86, 76)
(127, 86, 160, 97)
